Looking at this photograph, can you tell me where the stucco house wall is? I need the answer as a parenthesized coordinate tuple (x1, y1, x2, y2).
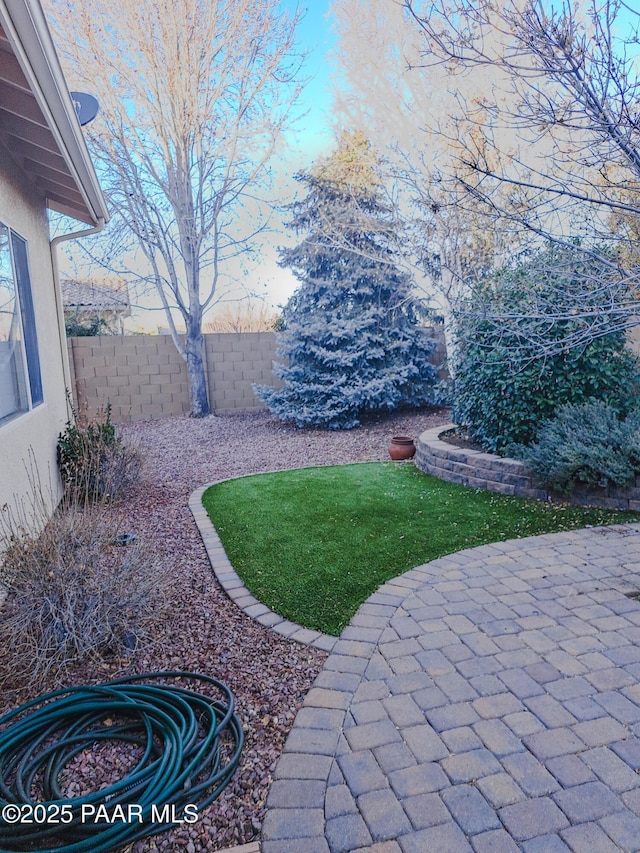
(0, 0, 108, 529)
(0, 143, 69, 517)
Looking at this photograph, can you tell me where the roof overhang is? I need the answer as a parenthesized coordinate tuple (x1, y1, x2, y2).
(0, 0, 108, 226)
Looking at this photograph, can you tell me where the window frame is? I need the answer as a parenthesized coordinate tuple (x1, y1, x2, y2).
(0, 221, 43, 428)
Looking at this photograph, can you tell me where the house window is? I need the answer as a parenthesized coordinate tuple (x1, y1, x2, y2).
(0, 223, 42, 425)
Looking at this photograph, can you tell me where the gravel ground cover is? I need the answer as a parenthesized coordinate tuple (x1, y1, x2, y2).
(0, 406, 449, 852)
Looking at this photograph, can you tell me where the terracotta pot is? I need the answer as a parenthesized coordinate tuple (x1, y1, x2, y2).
(388, 436, 416, 461)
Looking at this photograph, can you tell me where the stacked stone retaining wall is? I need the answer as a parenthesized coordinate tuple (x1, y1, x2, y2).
(416, 424, 640, 511)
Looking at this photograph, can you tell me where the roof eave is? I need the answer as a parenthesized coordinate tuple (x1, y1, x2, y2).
(0, 0, 109, 226)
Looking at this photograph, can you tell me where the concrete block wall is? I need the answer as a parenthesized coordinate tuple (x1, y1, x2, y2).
(416, 424, 640, 511)
(424, 325, 448, 380)
(68, 336, 190, 422)
(68, 325, 447, 424)
(68, 331, 284, 422)
(205, 331, 282, 414)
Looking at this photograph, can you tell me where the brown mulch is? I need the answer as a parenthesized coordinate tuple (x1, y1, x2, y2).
(438, 425, 485, 452)
(0, 407, 450, 851)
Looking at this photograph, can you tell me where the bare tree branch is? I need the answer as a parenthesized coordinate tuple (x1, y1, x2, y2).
(405, 0, 640, 352)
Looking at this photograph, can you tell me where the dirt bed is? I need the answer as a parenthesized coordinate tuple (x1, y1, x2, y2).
(1, 407, 449, 852)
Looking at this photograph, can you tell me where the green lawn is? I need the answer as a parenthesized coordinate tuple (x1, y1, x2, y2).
(202, 462, 639, 636)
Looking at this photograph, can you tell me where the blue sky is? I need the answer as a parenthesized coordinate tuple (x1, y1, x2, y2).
(217, 2, 343, 319)
(208, 1, 342, 319)
(282, 1, 337, 166)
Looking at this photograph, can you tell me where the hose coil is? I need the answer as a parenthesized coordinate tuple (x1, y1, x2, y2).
(0, 671, 244, 852)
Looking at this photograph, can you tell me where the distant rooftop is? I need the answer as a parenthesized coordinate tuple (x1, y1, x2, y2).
(61, 279, 130, 313)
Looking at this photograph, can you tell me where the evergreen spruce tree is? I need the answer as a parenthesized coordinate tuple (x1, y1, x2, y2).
(254, 132, 439, 429)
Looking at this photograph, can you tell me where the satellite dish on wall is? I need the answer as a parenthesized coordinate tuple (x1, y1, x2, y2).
(70, 92, 99, 126)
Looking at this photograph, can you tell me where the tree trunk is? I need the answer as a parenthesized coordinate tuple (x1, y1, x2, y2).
(437, 265, 460, 376)
(185, 324, 210, 417)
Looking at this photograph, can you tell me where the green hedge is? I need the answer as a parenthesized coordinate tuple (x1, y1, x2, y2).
(451, 244, 639, 452)
(518, 401, 640, 494)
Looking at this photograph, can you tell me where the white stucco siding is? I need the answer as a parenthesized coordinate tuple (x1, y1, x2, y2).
(0, 142, 67, 520)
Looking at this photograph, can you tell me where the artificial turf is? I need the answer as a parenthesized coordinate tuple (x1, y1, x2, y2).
(202, 462, 640, 636)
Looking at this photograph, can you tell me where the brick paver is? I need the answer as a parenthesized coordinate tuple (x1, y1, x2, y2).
(189, 494, 640, 852)
(255, 523, 640, 851)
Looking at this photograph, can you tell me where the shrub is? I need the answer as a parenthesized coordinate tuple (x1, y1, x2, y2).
(57, 404, 141, 503)
(451, 243, 639, 452)
(65, 316, 109, 337)
(518, 401, 640, 493)
(0, 503, 168, 689)
(254, 133, 439, 429)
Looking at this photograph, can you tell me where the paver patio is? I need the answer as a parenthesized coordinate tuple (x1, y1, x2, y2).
(254, 522, 640, 852)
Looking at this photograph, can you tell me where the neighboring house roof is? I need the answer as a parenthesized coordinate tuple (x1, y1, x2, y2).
(61, 279, 130, 315)
(0, 0, 108, 225)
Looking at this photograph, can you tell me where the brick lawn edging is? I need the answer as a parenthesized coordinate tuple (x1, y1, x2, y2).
(416, 424, 640, 512)
(189, 483, 338, 654)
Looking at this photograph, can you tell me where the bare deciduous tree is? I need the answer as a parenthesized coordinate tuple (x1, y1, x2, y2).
(333, 0, 640, 356)
(399, 0, 640, 352)
(46, 0, 303, 415)
(203, 298, 280, 333)
(332, 0, 527, 357)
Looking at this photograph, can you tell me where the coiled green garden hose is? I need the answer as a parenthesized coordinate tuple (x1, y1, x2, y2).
(0, 671, 244, 852)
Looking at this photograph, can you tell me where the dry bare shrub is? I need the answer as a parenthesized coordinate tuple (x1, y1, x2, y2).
(203, 299, 281, 333)
(57, 404, 142, 505)
(0, 502, 169, 690)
